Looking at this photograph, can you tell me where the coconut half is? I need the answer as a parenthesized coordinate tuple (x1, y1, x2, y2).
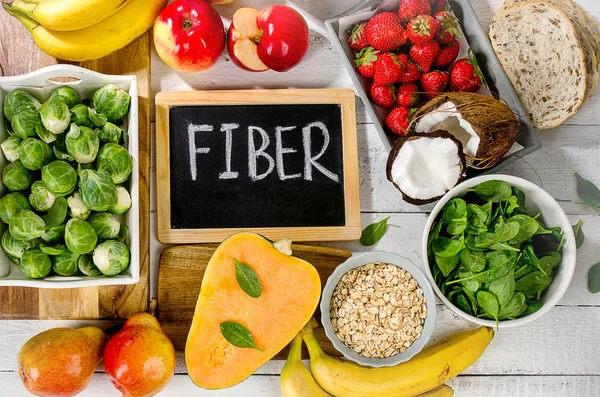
(411, 92, 520, 169)
(386, 131, 466, 205)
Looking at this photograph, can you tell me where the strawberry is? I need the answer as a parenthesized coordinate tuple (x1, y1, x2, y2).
(365, 12, 407, 51)
(409, 40, 439, 73)
(449, 56, 484, 92)
(398, 60, 421, 83)
(386, 106, 414, 135)
(434, 39, 460, 69)
(406, 14, 438, 45)
(354, 46, 379, 79)
(431, 0, 448, 14)
(398, 0, 431, 22)
(420, 70, 449, 99)
(371, 84, 396, 108)
(397, 83, 420, 106)
(349, 21, 369, 51)
(434, 11, 460, 44)
(374, 52, 404, 86)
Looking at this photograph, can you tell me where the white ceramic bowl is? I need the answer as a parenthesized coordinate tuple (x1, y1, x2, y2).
(422, 175, 576, 328)
(320, 251, 437, 367)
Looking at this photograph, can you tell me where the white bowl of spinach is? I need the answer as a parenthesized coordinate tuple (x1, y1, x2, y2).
(422, 175, 576, 328)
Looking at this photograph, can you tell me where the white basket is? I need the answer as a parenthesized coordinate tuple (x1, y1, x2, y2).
(0, 65, 139, 288)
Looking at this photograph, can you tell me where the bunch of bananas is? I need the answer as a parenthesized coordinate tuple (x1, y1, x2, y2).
(3, 0, 168, 61)
(280, 321, 494, 397)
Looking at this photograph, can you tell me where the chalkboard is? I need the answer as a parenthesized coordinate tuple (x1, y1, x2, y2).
(156, 89, 360, 243)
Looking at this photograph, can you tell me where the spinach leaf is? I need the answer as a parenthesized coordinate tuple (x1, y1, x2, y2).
(459, 248, 486, 272)
(428, 218, 443, 256)
(457, 267, 481, 292)
(572, 220, 585, 249)
(432, 236, 464, 258)
(512, 187, 526, 207)
(508, 214, 539, 243)
(588, 262, 600, 293)
(477, 290, 500, 325)
(448, 251, 516, 285)
(489, 270, 515, 308)
(575, 173, 600, 209)
(538, 256, 555, 276)
(234, 258, 262, 298)
(475, 222, 520, 247)
(360, 216, 390, 246)
(454, 293, 473, 316)
(465, 234, 487, 252)
(443, 198, 467, 224)
(469, 180, 512, 202)
(220, 321, 264, 350)
(447, 216, 467, 235)
(464, 289, 479, 315)
(435, 254, 460, 277)
(498, 292, 527, 319)
(482, 202, 493, 226)
(515, 271, 553, 295)
(504, 196, 519, 215)
(522, 245, 543, 275)
(522, 300, 543, 315)
(487, 242, 521, 252)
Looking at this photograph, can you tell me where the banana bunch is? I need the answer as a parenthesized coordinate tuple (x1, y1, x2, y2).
(3, 0, 168, 61)
(280, 322, 494, 397)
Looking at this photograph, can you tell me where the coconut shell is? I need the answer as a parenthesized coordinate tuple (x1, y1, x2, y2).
(410, 92, 521, 169)
(386, 130, 467, 205)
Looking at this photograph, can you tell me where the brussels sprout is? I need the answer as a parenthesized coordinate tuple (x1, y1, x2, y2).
(93, 240, 129, 276)
(64, 218, 97, 254)
(29, 181, 56, 212)
(9, 210, 45, 240)
(35, 124, 57, 144)
(96, 143, 132, 184)
(78, 254, 102, 276)
(69, 104, 93, 127)
(88, 212, 120, 239)
(1, 230, 37, 263)
(88, 108, 107, 127)
(40, 98, 70, 133)
(51, 248, 80, 276)
(43, 197, 68, 228)
(96, 122, 122, 144)
(65, 124, 99, 164)
(42, 223, 65, 243)
(67, 192, 90, 220)
(1, 136, 22, 162)
(3, 160, 34, 191)
(12, 109, 40, 140)
(4, 90, 41, 123)
(0, 192, 31, 223)
(18, 138, 52, 170)
(78, 169, 116, 211)
(109, 186, 132, 215)
(52, 134, 74, 161)
(21, 248, 51, 279)
(117, 224, 128, 244)
(49, 87, 81, 109)
(92, 84, 130, 122)
(40, 243, 65, 256)
(42, 160, 78, 196)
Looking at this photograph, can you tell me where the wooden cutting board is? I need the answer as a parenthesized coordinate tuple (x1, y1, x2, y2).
(158, 244, 352, 358)
(0, 11, 151, 319)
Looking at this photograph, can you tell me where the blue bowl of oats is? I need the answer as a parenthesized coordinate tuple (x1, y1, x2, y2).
(321, 251, 437, 367)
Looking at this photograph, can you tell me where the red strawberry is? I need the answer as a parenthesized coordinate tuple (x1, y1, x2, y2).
(434, 40, 460, 69)
(397, 83, 420, 106)
(398, 60, 421, 83)
(374, 52, 404, 85)
(420, 70, 449, 99)
(431, 0, 448, 13)
(386, 106, 414, 135)
(349, 21, 369, 51)
(354, 46, 379, 78)
(434, 11, 460, 44)
(406, 14, 438, 45)
(398, 0, 431, 22)
(371, 84, 396, 108)
(410, 40, 439, 73)
(449, 57, 484, 92)
(426, 0, 439, 4)
(365, 12, 407, 51)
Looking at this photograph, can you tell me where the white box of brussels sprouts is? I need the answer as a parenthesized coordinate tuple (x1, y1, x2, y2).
(0, 64, 139, 288)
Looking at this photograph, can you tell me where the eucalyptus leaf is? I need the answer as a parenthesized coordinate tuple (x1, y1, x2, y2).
(234, 258, 262, 298)
(588, 262, 600, 294)
(572, 220, 585, 249)
(360, 217, 390, 246)
(575, 173, 600, 209)
(220, 321, 264, 351)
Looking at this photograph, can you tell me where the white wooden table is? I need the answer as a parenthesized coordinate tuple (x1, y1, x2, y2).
(2, 0, 600, 395)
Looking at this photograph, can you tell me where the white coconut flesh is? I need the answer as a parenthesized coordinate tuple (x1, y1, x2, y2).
(414, 102, 480, 158)
(391, 137, 462, 201)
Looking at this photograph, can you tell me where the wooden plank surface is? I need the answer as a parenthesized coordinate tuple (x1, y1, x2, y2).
(0, 10, 151, 319)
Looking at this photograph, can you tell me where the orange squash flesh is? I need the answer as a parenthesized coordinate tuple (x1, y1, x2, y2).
(185, 232, 322, 389)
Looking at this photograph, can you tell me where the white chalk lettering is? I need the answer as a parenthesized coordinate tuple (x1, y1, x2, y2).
(248, 126, 275, 181)
(275, 126, 301, 180)
(188, 124, 212, 181)
(219, 123, 240, 179)
(302, 121, 339, 182)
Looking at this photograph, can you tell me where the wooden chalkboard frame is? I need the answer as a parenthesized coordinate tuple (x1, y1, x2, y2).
(155, 89, 361, 244)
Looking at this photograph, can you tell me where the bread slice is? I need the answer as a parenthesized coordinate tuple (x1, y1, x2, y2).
(489, 2, 587, 129)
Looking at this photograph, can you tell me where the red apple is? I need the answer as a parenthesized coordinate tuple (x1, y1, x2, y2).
(154, 0, 225, 73)
(228, 5, 310, 72)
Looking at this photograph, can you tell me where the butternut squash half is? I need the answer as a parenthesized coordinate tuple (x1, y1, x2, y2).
(185, 232, 322, 389)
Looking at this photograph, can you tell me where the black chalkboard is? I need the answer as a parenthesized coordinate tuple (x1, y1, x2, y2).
(168, 104, 346, 229)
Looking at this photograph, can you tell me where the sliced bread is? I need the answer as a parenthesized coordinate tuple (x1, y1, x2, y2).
(489, 2, 587, 129)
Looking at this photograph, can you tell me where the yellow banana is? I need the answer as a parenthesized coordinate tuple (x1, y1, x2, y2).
(301, 325, 493, 397)
(280, 334, 331, 397)
(5, 0, 132, 31)
(417, 385, 454, 396)
(3, 0, 168, 62)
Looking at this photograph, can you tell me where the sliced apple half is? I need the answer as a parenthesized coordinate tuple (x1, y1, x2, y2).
(228, 8, 269, 72)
